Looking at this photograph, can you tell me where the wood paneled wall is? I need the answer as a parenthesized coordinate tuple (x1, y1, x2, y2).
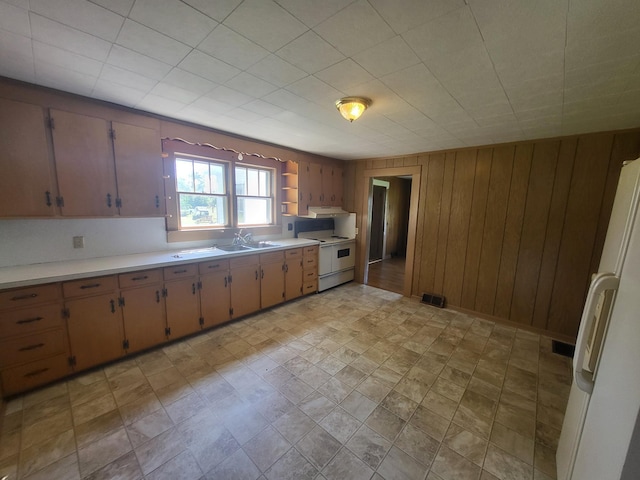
(345, 131, 640, 339)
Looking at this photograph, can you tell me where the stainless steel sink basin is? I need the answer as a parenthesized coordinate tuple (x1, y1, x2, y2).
(245, 242, 280, 249)
(216, 244, 252, 252)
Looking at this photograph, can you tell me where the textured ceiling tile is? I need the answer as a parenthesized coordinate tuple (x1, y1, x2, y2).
(274, 0, 355, 28)
(182, 0, 243, 23)
(565, 28, 640, 70)
(178, 50, 240, 85)
(315, 58, 374, 93)
(199, 25, 269, 70)
(150, 82, 200, 104)
(223, 0, 308, 52)
(30, 13, 112, 61)
(116, 19, 192, 65)
(0, 28, 33, 60)
(107, 45, 173, 81)
(33, 41, 103, 77)
(35, 61, 97, 95)
(92, 78, 147, 106)
(89, 0, 134, 16)
(243, 99, 284, 117)
(276, 31, 345, 74)
(285, 75, 343, 106)
(163, 68, 217, 96)
(100, 63, 157, 92)
(129, 0, 217, 47)
(352, 35, 420, 77)
(136, 93, 188, 116)
(206, 85, 254, 107)
(30, 0, 124, 42)
(247, 54, 307, 87)
(314, 0, 395, 56)
(225, 72, 278, 97)
(369, 0, 465, 34)
(567, 0, 640, 40)
(0, 1, 30, 36)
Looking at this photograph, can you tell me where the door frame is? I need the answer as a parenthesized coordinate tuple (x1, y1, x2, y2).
(360, 166, 421, 297)
(370, 179, 390, 262)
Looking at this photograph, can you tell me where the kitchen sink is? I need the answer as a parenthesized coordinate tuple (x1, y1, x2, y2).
(216, 244, 252, 252)
(245, 242, 280, 249)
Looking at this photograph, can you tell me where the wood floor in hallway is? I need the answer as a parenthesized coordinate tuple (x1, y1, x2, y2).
(367, 257, 406, 294)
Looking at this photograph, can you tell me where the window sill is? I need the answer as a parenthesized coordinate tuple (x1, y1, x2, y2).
(167, 225, 282, 243)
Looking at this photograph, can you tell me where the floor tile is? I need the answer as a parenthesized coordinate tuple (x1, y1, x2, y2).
(295, 426, 341, 470)
(483, 444, 533, 480)
(443, 423, 487, 466)
(126, 408, 174, 448)
(394, 422, 440, 466)
(341, 390, 378, 422)
(264, 448, 317, 480)
(134, 427, 186, 475)
(272, 408, 316, 444)
(243, 426, 291, 472)
(490, 421, 534, 465)
(345, 425, 391, 469)
(321, 447, 374, 480)
(365, 405, 406, 441)
(83, 451, 142, 480)
(377, 445, 428, 480)
(205, 448, 260, 480)
(21, 453, 80, 480)
(409, 405, 450, 442)
(318, 407, 361, 443)
(78, 427, 133, 478)
(298, 391, 336, 422)
(18, 428, 75, 478)
(431, 445, 481, 480)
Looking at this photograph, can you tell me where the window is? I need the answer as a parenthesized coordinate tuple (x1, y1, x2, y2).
(235, 165, 273, 226)
(162, 139, 281, 241)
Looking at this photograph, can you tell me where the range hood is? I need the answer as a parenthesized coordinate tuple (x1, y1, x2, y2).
(305, 206, 350, 218)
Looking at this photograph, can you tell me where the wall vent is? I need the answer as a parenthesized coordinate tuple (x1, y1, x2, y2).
(421, 293, 446, 308)
(552, 340, 575, 358)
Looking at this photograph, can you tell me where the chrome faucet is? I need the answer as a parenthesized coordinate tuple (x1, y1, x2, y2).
(232, 229, 252, 245)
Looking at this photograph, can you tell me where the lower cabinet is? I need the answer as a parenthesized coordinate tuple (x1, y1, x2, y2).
(119, 269, 166, 354)
(229, 255, 260, 319)
(164, 265, 200, 340)
(260, 251, 285, 309)
(64, 277, 125, 372)
(199, 259, 231, 329)
(285, 248, 304, 301)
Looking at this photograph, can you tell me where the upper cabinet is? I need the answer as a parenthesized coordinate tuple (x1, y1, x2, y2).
(50, 109, 118, 216)
(281, 160, 344, 216)
(0, 99, 56, 217)
(111, 122, 164, 217)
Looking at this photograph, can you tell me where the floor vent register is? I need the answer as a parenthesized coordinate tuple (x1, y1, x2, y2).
(421, 292, 446, 308)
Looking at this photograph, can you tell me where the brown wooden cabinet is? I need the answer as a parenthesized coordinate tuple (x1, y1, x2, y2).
(199, 259, 231, 329)
(285, 248, 304, 301)
(321, 165, 333, 205)
(303, 245, 319, 295)
(229, 255, 260, 319)
(0, 283, 70, 396)
(281, 160, 345, 215)
(260, 251, 285, 309)
(331, 166, 344, 206)
(112, 122, 164, 217)
(50, 109, 118, 216)
(164, 265, 200, 340)
(119, 269, 166, 354)
(0, 98, 57, 217)
(63, 276, 124, 371)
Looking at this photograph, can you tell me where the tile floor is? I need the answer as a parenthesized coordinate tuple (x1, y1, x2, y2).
(0, 283, 572, 480)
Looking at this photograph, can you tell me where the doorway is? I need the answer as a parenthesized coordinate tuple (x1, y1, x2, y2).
(369, 181, 388, 263)
(359, 166, 421, 297)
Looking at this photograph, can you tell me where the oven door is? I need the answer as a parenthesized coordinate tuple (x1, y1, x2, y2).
(333, 241, 355, 272)
(319, 244, 333, 276)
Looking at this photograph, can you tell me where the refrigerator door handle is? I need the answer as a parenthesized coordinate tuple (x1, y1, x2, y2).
(573, 272, 619, 394)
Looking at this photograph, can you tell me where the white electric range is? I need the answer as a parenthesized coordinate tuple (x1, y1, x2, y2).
(296, 222, 356, 292)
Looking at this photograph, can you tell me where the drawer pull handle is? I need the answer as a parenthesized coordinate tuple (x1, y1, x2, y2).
(11, 293, 38, 301)
(24, 367, 49, 378)
(16, 316, 44, 325)
(173, 269, 187, 274)
(208, 264, 220, 269)
(132, 275, 149, 281)
(19, 343, 45, 352)
(80, 283, 101, 289)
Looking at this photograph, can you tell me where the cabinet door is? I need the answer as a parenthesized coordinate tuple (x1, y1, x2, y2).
(0, 99, 56, 217)
(230, 265, 260, 318)
(332, 166, 343, 206)
(121, 285, 166, 353)
(309, 163, 323, 207)
(261, 262, 285, 309)
(50, 109, 117, 216)
(285, 258, 304, 301)
(165, 278, 200, 340)
(321, 165, 333, 206)
(200, 271, 231, 328)
(66, 293, 124, 371)
(297, 160, 310, 216)
(112, 122, 164, 217)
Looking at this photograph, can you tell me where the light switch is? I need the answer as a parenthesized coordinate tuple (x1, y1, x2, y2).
(73, 236, 84, 248)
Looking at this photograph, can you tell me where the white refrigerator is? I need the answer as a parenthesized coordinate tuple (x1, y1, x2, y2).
(556, 158, 640, 479)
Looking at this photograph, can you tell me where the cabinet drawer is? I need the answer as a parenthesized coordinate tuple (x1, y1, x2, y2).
(119, 269, 162, 288)
(303, 270, 318, 281)
(0, 284, 61, 310)
(0, 303, 64, 339)
(260, 251, 284, 265)
(303, 281, 318, 295)
(163, 264, 198, 280)
(0, 329, 67, 367)
(303, 246, 318, 257)
(63, 276, 117, 298)
(199, 259, 230, 275)
(230, 254, 259, 269)
(1, 353, 71, 396)
(303, 256, 318, 269)
(285, 248, 302, 260)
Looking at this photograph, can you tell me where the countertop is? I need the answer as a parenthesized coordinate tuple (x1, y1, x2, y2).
(0, 238, 320, 290)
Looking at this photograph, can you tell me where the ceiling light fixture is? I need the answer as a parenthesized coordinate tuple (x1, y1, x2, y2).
(335, 97, 371, 122)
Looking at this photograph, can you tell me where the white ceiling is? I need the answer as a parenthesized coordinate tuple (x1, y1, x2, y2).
(1, 0, 639, 160)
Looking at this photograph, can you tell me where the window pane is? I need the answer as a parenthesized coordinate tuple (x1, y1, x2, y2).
(259, 170, 269, 196)
(237, 197, 272, 225)
(178, 193, 228, 228)
(210, 164, 225, 194)
(193, 161, 211, 193)
(247, 169, 259, 196)
(235, 167, 247, 195)
(175, 159, 194, 192)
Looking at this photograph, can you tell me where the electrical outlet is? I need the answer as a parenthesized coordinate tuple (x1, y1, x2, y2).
(73, 236, 84, 249)
(288, 223, 293, 231)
